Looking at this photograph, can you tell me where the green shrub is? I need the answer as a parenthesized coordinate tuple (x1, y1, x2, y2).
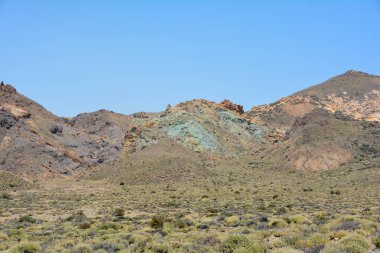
(220, 236, 255, 253)
(298, 234, 328, 252)
(174, 218, 191, 229)
(224, 216, 240, 227)
(75, 244, 91, 253)
(150, 214, 166, 229)
(151, 244, 173, 253)
(340, 235, 370, 253)
(11, 242, 40, 253)
(18, 215, 36, 223)
(128, 235, 148, 253)
(322, 235, 370, 253)
(234, 243, 267, 253)
(373, 234, 380, 248)
(98, 222, 118, 230)
(290, 215, 310, 224)
(269, 218, 288, 228)
(276, 207, 287, 215)
(78, 222, 91, 229)
(314, 213, 329, 225)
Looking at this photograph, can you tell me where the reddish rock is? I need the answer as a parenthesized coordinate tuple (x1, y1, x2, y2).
(219, 99, 244, 114)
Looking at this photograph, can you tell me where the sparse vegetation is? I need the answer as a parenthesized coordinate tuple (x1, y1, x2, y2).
(0, 160, 378, 252)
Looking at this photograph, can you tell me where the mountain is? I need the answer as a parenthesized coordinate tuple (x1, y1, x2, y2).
(0, 83, 131, 178)
(248, 70, 380, 130)
(0, 70, 379, 180)
(248, 70, 380, 171)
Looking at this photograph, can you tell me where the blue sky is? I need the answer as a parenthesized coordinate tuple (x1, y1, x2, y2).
(1, 1, 379, 116)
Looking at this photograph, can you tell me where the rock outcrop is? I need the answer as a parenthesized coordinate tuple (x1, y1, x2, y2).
(219, 99, 244, 114)
(0, 83, 17, 94)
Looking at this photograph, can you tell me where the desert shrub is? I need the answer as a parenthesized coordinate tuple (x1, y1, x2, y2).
(183, 236, 219, 253)
(333, 220, 361, 231)
(173, 218, 192, 229)
(258, 215, 269, 222)
(151, 244, 173, 253)
(291, 215, 310, 224)
(235, 243, 267, 253)
(322, 235, 370, 253)
(340, 235, 370, 252)
(207, 207, 219, 214)
(0, 232, 8, 240)
(66, 210, 89, 225)
(151, 214, 166, 229)
(162, 222, 174, 235)
(98, 222, 118, 230)
(272, 248, 303, 253)
(283, 234, 302, 247)
(328, 231, 347, 240)
(303, 245, 325, 253)
(276, 207, 287, 215)
(373, 234, 380, 248)
(196, 236, 220, 246)
(314, 213, 329, 225)
(74, 244, 91, 253)
(269, 218, 288, 228)
(18, 215, 36, 223)
(298, 234, 328, 253)
(114, 208, 125, 217)
(11, 242, 40, 253)
(221, 210, 234, 217)
(128, 235, 149, 253)
(323, 216, 367, 233)
(78, 222, 91, 229)
(224, 216, 240, 227)
(197, 223, 210, 230)
(93, 239, 124, 252)
(220, 236, 251, 253)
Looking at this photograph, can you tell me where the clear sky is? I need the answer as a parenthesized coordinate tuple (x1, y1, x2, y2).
(1, 1, 379, 117)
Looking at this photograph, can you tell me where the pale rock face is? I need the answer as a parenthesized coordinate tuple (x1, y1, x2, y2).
(1, 104, 30, 118)
(321, 90, 380, 122)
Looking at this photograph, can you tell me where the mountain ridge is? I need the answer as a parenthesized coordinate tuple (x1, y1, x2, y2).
(1, 70, 379, 180)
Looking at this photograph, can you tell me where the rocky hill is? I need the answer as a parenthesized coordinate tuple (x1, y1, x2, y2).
(1, 70, 379, 180)
(248, 70, 380, 129)
(248, 70, 380, 170)
(0, 83, 131, 178)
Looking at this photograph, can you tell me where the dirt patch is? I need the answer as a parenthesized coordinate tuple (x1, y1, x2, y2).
(292, 142, 352, 171)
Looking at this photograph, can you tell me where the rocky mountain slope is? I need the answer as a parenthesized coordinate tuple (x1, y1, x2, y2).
(0, 70, 379, 180)
(0, 83, 131, 178)
(248, 70, 380, 129)
(249, 70, 380, 171)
